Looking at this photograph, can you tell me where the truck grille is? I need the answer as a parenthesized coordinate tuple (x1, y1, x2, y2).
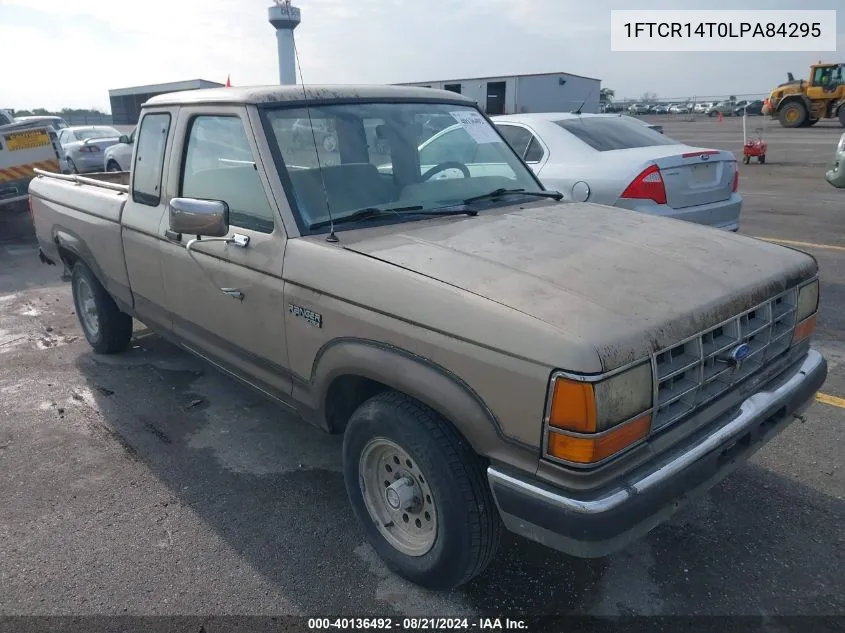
(651, 287, 798, 431)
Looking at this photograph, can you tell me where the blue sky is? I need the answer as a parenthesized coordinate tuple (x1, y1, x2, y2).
(0, 0, 841, 112)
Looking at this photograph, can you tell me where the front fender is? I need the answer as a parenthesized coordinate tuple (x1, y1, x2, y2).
(306, 338, 538, 465)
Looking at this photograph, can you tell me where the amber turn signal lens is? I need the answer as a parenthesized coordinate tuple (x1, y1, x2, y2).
(547, 414, 651, 464)
(548, 378, 597, 433)
(792, 314, 816, 344)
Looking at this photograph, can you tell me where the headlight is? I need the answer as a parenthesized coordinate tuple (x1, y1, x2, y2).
(545, 362, 653, 465)
(793, 279, 819, 344)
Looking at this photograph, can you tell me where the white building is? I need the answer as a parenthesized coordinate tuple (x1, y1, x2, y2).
(399, 71, 601, 115)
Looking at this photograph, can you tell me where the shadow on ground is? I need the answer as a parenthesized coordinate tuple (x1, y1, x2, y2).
(71, 331, 845, 616)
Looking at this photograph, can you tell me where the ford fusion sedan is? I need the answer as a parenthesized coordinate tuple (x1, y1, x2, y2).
(58, 125, 122, 174)
(486, 112, 742, 230)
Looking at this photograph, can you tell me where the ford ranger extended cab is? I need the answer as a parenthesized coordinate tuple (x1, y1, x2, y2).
(29, 86, 827, 590)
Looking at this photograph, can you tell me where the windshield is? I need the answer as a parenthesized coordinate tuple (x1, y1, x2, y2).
(75, 127, 120, 140)
(554, 117, 677, 151)
(262, 102, 544, 235)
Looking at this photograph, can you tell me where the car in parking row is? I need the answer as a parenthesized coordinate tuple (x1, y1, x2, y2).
(416, 112, 741, 231)
(58, 125, 123, 173)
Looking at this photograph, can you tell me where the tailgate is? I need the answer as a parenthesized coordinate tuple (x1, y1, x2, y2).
(655, 149, 736, 209)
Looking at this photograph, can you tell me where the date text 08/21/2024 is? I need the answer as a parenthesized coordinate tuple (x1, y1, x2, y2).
(307, 618, 528, 630)
(623, 22, 822, 38)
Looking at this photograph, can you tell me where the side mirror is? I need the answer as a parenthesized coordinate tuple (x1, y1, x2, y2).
(169, 197, 229, 237)
(119, 135, 130, 144)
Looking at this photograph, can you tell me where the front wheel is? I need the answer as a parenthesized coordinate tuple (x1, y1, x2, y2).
(778, 102, 807, 128)
(343, 391, 500, 589)
(71, 263, 133, 354)
(106, 161, 122, 172)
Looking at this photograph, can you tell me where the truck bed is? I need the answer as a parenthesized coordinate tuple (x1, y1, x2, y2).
(28, 169, 132, 308)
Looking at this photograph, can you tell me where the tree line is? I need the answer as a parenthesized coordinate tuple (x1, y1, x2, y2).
(11, 107, 108, 117)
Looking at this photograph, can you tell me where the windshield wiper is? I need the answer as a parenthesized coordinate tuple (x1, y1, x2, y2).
(463, 188, 563, 205)
(308, 205, 476, 230)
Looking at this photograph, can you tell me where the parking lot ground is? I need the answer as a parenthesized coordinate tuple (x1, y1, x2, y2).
(1, 118, 844, 618)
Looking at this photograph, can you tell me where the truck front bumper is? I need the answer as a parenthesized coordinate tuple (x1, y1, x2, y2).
(488, 348, 827, 558)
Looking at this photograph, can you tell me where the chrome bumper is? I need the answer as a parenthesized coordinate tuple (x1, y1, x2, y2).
(488, 349, 827, 557)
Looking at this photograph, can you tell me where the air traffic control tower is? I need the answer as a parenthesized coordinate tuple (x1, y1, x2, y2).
(268, 0, 301, 85)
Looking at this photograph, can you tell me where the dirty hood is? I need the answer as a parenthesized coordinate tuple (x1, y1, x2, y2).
(340, 202, 816, 371)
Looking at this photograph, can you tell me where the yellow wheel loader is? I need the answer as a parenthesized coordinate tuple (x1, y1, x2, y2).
(762, 63, 845, 128)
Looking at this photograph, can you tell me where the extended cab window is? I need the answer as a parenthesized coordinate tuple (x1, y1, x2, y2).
(132, 113, 171, 206)
(181, 116, 274, 234)
(554, 117, 675, 152)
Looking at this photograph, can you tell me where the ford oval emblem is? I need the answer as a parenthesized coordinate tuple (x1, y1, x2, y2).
(730, 343, 751, 364)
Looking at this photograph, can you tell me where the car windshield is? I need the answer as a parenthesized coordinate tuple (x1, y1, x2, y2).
(75, 127, 120, 140)
(262, 102, 544, 235)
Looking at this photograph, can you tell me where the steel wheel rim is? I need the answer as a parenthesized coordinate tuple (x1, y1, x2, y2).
(359, 437, 437, 557)
(785, 108, 798, 123)
(75, 276, 100, 338)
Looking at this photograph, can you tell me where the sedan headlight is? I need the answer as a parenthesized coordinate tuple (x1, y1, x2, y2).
(793, 279, 819, 344)
(545, 362, 653, 465)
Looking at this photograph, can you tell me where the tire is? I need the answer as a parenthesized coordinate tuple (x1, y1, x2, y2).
(106, 161, 122, 172)
(70, 262, 133, 354)
(759, 155, 766, 164)
(343, 391, 500, 590)
(778, 101, 807, 128)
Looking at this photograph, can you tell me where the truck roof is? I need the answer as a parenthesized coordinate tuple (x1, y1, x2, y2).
(144, 85, 476, 108)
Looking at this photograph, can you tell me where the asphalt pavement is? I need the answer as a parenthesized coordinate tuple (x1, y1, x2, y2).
(0, 117, 843, 619)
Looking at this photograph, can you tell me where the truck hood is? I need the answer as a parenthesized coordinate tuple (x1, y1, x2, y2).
(339, 202, 816, 371)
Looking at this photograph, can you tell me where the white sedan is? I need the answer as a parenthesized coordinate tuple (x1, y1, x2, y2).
(481, 112, 742, 231)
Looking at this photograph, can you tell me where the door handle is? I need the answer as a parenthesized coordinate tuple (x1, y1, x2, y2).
(165, 229, 182, 242)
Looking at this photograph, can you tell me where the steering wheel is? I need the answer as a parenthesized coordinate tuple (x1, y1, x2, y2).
(421, 161, 470, 181)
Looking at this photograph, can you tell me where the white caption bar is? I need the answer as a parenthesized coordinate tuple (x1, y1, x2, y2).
(610, 10, 837, 52)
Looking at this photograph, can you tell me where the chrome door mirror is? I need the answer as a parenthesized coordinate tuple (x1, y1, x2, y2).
(169, 197, 229, 237)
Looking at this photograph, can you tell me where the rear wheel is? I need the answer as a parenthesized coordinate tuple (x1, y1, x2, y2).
(70, 263, 133, 354)
(779, 102, 807, 128)
(343, 391, 500, 589)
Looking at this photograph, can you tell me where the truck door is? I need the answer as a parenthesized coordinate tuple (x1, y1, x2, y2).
(120, 110, 175, 332)
(158, 106, 292, 401)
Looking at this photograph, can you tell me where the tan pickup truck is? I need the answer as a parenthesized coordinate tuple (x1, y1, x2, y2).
(29, 85, 827, 590)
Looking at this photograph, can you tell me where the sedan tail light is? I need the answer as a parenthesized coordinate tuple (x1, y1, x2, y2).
(732, 165, 739, 192)
(79, 145, 100, 153)
(620, 165, 667, 205)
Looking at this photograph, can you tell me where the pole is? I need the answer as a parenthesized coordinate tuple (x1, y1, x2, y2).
(742, 106, 747, 144)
